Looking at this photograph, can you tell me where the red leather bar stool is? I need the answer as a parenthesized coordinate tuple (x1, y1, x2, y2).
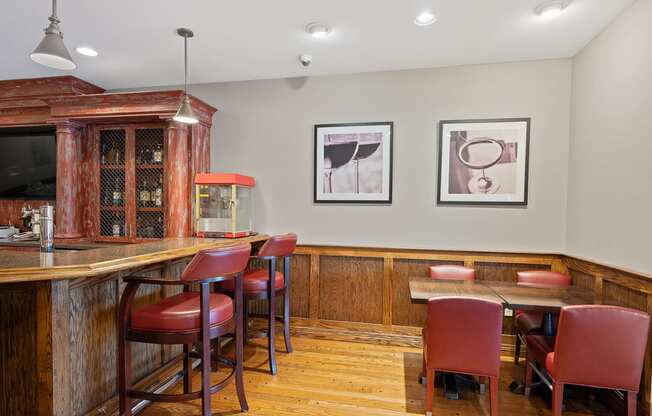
(429, 264, 476, 280)
(423, 297, 503, 416)
(513, 270, 571, 364)
(117, 244, 251, 416)
(524, 305, 649, 416)
(220, 233, 297, 375)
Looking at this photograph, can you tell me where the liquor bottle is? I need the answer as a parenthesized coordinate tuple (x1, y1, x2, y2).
(142, 147, 152, 164)
(112, 219, 121, 237)
(101, 142, 107, 164)
(103, 186, 111, 206)
(140, 179, 151, 206)
(106, 143, 116, 164)
(152, 143, 163, 163)
(156, 215, 163, 237)
(154, 175, 163, 207)
(112, 177, 122, 206)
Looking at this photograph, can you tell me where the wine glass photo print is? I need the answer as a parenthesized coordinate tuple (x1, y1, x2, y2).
(314, 122, 393, 203)
(437, 118, 530, 206)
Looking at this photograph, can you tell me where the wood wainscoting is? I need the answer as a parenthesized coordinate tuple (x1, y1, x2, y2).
(246, 245, 652, 415)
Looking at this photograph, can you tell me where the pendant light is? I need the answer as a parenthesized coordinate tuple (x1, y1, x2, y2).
(31, 0, 76, 70)
(173, 28, 199, 124)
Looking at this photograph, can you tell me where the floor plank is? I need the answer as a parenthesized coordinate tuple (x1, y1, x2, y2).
(139, 336, 601, 416)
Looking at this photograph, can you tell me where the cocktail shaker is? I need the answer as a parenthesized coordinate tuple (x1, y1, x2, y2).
(39, 205, 54, 253)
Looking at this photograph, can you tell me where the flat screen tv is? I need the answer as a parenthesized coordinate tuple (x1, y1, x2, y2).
(0, 126, 57, 199)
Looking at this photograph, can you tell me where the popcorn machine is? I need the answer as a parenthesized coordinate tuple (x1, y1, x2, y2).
(194, 173, 255, 238)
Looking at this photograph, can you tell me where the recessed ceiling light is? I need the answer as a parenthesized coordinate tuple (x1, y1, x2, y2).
(414, 11, 437, 26)
(76, 46, 98, 57)
(305, 22, 331, 38)
(534, 0, 571, 19)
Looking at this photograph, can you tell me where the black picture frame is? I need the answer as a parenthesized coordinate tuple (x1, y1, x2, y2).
(437, 118, 530, 206)
(314, 122, 393, 204)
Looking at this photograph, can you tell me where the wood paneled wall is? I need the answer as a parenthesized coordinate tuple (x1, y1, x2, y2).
(285, 246, 563, 328)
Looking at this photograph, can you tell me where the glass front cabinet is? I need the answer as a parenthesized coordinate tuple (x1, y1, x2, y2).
(96, 124, 166, 242)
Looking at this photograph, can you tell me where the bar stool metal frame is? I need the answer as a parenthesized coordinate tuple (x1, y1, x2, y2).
(117, 244, 250, 416)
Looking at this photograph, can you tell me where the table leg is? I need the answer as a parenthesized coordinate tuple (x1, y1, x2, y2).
(443, 374, 460, 400)
(542, 312, 555, 336)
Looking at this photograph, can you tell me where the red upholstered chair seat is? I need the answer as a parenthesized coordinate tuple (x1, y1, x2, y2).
(525, 335, 555, 367)
(545, 352, 557, 379)
(515, 310, 546, 334)
(131, 292, 233, 332)
(222, 269, 285, 292)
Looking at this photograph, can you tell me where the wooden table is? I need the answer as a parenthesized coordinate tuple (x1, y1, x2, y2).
(409, 278, 504, 304)
(409, 278, 596, 335)
(483, 282, 596, 335)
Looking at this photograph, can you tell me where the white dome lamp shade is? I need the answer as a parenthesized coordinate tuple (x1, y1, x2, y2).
(30, 0, 76, 70)
(173, 28, 199, 125)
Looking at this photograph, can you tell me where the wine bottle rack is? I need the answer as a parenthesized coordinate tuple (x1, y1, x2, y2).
(95, 125, 166, 242)
(135, 128, 165, 239)
(99, 129, 127, 238)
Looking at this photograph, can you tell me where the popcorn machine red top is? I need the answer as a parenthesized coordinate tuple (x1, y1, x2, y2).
(194, 173, 255, 238)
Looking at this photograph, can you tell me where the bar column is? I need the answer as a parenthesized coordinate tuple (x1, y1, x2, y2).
(164, 120, 191, 237)
(54, 121, 83, 239)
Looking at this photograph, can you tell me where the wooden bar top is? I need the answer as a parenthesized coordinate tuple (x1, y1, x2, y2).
(0, 235, 268, 284)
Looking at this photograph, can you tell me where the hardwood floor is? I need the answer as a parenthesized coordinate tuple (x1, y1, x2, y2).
(138, 336, 601, 416)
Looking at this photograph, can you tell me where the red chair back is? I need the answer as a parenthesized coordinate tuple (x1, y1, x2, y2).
(181, 244, 252, 282)
(429, 265, 476, 281)
(424, 297, 503, 377)
(258, 233, 297, 257)
(553, 305, 650, 391)
(517, 270, 571, 288)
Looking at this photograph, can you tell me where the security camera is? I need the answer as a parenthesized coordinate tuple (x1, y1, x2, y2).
(299, 54, 312, 67)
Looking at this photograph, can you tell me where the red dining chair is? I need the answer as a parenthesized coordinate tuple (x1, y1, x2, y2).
(220, 233, 297, 375)
(117, 244, 251, 416)
(429, 264, 476, 281)
(423, 297, 503, 416)
(513, 270, 571, 364)
(525, 305, 649, 416)
(423, 265, 479, 386)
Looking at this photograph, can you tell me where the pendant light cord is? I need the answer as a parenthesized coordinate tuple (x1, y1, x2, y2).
(184, 35, 188, 95)
(51, 0, 59, 22)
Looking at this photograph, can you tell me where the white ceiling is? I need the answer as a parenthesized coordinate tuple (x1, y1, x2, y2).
(1, 0, 634, 90)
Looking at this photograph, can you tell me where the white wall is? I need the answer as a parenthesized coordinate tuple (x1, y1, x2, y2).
(567, 0, 652, 274)
(188, 59, 572, 252)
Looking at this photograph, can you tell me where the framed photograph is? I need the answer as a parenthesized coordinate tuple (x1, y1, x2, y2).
(314, 122, 393, 203)
(437, 118, 530, 205)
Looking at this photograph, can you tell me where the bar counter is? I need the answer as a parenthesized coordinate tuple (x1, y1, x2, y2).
(0, 236, 267, 416)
